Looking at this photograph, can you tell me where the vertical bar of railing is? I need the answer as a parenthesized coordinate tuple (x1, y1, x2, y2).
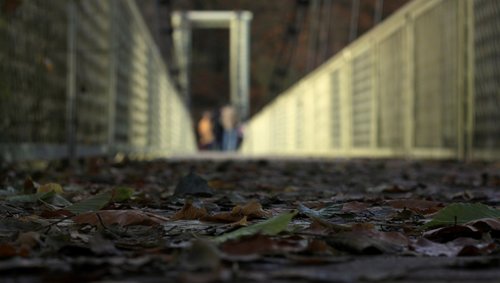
(66, 0, 77, 165)
(343, 52, 353, 155)
(404, 15, 415, 157)
(239, 12, 252, 120)
(108, 0, 117, 158)
(371, 39, 378, 150)
(457, 0, 466, 160)
(465, 0, 475, 160)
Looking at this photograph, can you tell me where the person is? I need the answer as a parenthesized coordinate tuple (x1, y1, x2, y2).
(211, 107, 224, 150)
(220, 105, 239, 151)
(197, 111, 214, 150)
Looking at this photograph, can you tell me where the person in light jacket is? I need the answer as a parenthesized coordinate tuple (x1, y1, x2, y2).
(220, 105, 239, 151)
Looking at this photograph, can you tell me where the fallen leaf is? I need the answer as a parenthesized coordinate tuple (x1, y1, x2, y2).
(6, 191, 54, 203)
(467, 218, 500, 233)
(412, 238, 460, 257)
(306, 239, 337, 255)
(23, 176, 39, 194)
(424, 225, 482, 243)
(424, 217, 500, 243)
(231, 200, 271, 219)
(15, 231, 40, 249)
(341, 201, 370, 213)
(367, 184, 409, 194)
(179, 240, 221, 271)
(89, 233, 121, 256)
(37, 183, 63, 194)
(202, 200, 270, 223)
(171, 199, 208, 220)
(73, 210, 168, 226)
(112, 187, 135, 202)
(65, 191, 113, 214)
(327, 226, 409, 254)
(387, 199, 443, 215)
(0, 243, 20, 258)
(424, 203, 500, 229)
(230, 215, 248, 228)
(298, 203, 342, 219)
(40, 209, 74, 219)
(214, 211, 297, 243)
(412, 237, 496, 257)
(208, 179, 235, 190)
(220, 234, 307, 256)
(174, 172, 214, 197)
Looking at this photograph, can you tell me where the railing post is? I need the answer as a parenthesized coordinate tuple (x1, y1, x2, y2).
(342, 51, 352, 156)
(464, 0, 475, 161)
(404, 14, 415, 158)
(171, 12, 192, 108)
(66, 0, 77, 165)
(108, 0, 117, 158)
(371, 38, 379, 150)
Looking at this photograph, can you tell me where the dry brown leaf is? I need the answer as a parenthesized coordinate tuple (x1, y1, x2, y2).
(468, 218, 500, 232)
(230, 215, 248, 228)
(171, 200, 208, 220)
(208, 179, 235, 190)
(386, 199, 443, 215)
(40, 209, 73, 219)
(341, 201, 370, 213)
(305, 239, 336, 255)
(15, 231, 40, 249)
(424, 225, 482, 243)
(201, 211, 240, 223)
(202, 200, 270, 223)
(73, 210, 168, 226)
(350, 223, 376, 232)
(0, 243, 19, 258)
(231, 200, 271, 219)
(328, 229, 409, 254)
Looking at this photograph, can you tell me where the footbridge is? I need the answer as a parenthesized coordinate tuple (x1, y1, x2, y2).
(0, 0, 499, 162)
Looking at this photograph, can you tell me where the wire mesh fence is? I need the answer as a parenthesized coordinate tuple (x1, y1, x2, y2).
(242, 0, 499, 160)
(473, 0, 500, 159)
(0, 0, 196, 162)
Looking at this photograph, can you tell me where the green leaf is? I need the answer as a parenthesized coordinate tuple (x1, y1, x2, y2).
(46, 194, 73, 207)
(424, 203, 500, 229)
(7, 191, 72, 208)
(65, 191, 113, 215)
(6, 191, 54, 203)
(214, 211, 297, 243)
(112, 187, 135, 202)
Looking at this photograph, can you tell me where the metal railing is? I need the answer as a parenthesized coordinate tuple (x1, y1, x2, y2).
(242, 0, 499, 160)
(0, 0, 196, 162)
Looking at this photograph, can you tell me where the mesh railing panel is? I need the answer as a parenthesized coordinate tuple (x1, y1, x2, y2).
(330, 70, 341, 149)
(0, 0, 67, 144)
(351, 50, 373, 148)
(75, 0, 111, 146)
(473, 0, 500, 151)
(414, 0, 458, 149)
(377, 29, 404, 149)
(0, 0, 196, 161)
(242, 0, 499, 160)
(295, 96, 304, 149)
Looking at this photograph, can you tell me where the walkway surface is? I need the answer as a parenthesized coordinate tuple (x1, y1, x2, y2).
(1, 156, 500, 282)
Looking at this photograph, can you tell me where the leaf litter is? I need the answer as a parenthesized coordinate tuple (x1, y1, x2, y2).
(0, 158, 500, 282)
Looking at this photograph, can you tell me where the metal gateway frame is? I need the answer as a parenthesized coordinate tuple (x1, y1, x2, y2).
(172, 11, 253, 120)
